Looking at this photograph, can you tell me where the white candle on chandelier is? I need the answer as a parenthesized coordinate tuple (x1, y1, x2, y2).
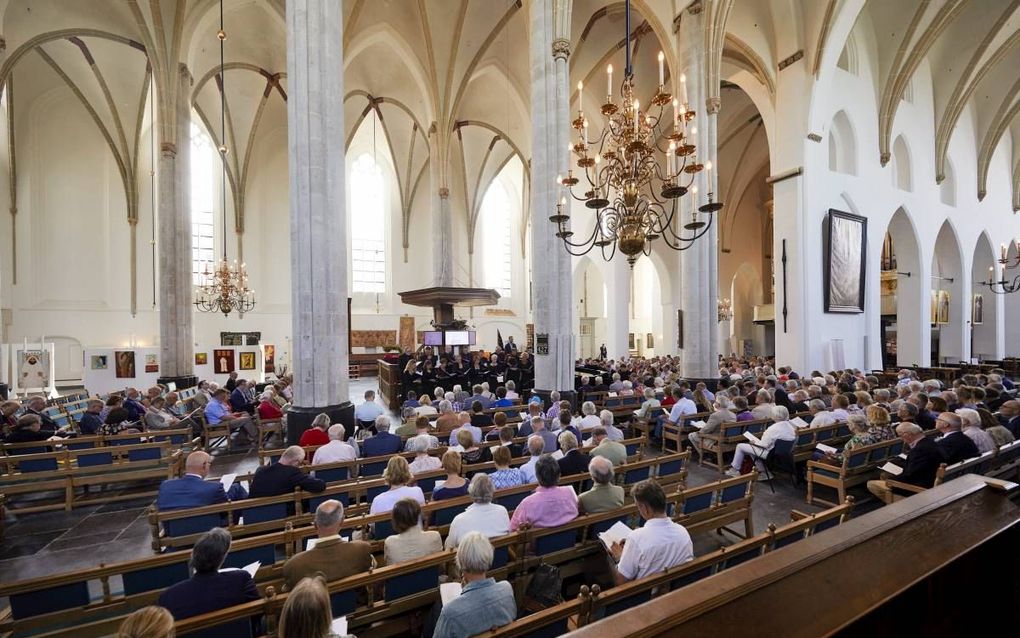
(583, 119, 589, 144)
(673, 99, 679, 129)
(989, 266, 994, 283)
(1002, 243, 1007, 260)
(607, 64, 613, 97)
(680, 73, 688, 105)
(705, 160, 713, 187)
(633, 99, 640, 129)
(668, 141, 676, 176)
(657, 51, 665, 86)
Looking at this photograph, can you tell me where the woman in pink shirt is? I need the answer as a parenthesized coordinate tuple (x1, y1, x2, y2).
(509, 455, 578, 531)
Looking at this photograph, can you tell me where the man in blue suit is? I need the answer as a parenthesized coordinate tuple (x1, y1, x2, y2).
(359, 415, 402, 457)
(157, 451, 247, 511)
(158, 527, 260, 624)
(230, 379, 255, 415)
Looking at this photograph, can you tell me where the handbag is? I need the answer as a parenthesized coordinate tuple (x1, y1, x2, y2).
(523, 563, 563, 612)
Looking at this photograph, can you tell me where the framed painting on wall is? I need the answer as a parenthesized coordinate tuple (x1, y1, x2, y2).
(195, 352, 208, 366)
(972, 294, 983, 325)
(144, 354, 158, 373)
(822, 209, 867, 313)
(114, 351, 135, 378)
(263, 345, 275, 373)
(91, 355, 108, 370)
(214, 349, 235, 374)
(239, 352, 256, 370)
(937, 290, 950, 325)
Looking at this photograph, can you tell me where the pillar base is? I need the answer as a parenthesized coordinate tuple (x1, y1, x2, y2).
(157, 375, 199, 392)
(286, 402, 354, 445)
(532, 388, 577, 412)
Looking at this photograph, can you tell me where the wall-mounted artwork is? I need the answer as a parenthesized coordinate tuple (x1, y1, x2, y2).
(195, 352, 208, 366)
(972, 294, 983, 325)
(144, 354, 159, 373)
(937, 290, 951, 325)
(646, 333, 654, 348)
(823, 209, 867, 313)
(91, 355, 108, 370)
(115, 351, 136, 378)
(214, 349, 235, 374)
(20, 351, 50, 387)
(239, 352, 256, 371)
(628, 333, 636, 350)
(263, 345, 275, 373)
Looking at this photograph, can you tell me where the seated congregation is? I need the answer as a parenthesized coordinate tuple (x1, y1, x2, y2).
(1, 356, 1019, 637)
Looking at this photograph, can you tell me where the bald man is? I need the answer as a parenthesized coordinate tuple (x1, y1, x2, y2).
(157, 451, 247, 511)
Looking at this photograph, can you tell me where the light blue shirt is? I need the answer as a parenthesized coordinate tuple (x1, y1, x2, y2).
(450, 424, 482, 444)
(355, 401, 385, 423)
(434, 578, 516, 638)
(205, 400, 228, 425)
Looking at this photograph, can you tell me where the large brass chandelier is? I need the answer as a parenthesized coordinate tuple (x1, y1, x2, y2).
(194, 0, 256, 317)
(551, 0, 722, 267)
(982, 239, 1020, 294)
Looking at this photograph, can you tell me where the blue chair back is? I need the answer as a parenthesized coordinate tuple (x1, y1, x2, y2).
(180, 619, 253, 638)
(314, 466, 349, 483)
(9, 581, 91, 620)
(670, 564, 714, 589)
(373, 519, 395, 541)
(129, 446, 162, 462)
(17, 456, 60, 472)
(658, 458, 684, 479)
(604, 590, 652, 617)
(623, 465, 650, 484)
(223, 543, 277, 570)
(496, 490, 529, 511)
(384, 565, 439, 601)
(330, 590, 358, 617)
(431, 501, 468, 527)
(242, 502, 288, 525)
(360, 460, 387, 477)
(720, 483, 747, 504)
(416, 474, 440, 494)
(534, 529, 576, 556)
(76, 451, 114, 467)
(681, 491, 713, 514)
(526, 619, 568, 638)
(164, 514, 221, 538)
(122, 562, 191, 596)
(625, 440, 640, 456)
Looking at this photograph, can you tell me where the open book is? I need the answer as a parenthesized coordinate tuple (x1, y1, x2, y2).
(440, 582, 462, 605)
(331, 617, 348, 636)
(879, 462, 903, 476)
(742, 431, 764, 447)
(219, 473, 237, 493)
(689, 420, 707, 429)
(551, 449, 565, 460)
(791, 417, 809, 428)
(815, 443, 838, 455)
(597, 521, 632, 551)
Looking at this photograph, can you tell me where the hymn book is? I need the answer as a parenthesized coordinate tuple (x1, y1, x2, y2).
(742, 431, 764, 446)
(597, 521, 633, 551)
(815, 443, 838, 455)
(690, 420, 707, 429)
(331, 616, 348, 635)
(440, 582, 462, 605)
(879, 462, 903, 476)
(551, 449, 565, 460)
(219, 473, 237, 492)
(791, 417, 809, 428)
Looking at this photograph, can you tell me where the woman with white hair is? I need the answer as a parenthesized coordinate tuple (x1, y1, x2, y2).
(619, 380, 635, 397)
(635, 387, 661, 418)
(579, 401, 601, 430)
(257, 389, 284, 421)
(726, 405, 796, 478)
(599, 409, 625, 441)
(434, 533, 517, 638)
(444, 474, 510, 549)
(408, 435, 442, 474)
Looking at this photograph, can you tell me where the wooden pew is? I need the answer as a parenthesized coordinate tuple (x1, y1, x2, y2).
(805, 436, 904, 506)
(672, 472, 757, 539)
(695, 417, 771, 473)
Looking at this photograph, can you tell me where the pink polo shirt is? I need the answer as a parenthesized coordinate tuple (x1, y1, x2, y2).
(509, 485, 578, 531)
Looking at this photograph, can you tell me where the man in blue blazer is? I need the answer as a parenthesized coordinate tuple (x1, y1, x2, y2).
(359, 415, 403, 457)
(157, 451, 247, 511)
(158, 527, 260, 624)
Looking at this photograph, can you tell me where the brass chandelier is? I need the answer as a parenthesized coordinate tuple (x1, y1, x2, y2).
(982, 239, 1020, 294)
(551, 0, 722, 267)
(195, 0, 256, 317)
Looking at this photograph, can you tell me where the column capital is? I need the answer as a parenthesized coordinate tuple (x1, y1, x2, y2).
(706, 96, 721, 114)
(552, 38, 571, 60)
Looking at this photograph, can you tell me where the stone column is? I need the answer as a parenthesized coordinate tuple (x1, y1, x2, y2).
(156, 65, 196, 388)
(606, 258, 630, 359)
(530, 0, 575, 404)
(285, 0, 353, 442)
(677, 4, 719, 380)
(429, 133, 454, 288)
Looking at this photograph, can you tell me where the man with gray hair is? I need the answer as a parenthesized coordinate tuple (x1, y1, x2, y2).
(689, 396, 735, 455)
(528, 416, 558, 453)
(955, 408, 996, 454)
(158, 527, 259, 620)
(599, 409, 625, 441)
(578, 456, 624, 514)
(282, 500, 373, 589)
(557, 430, 589, 476)
(445, 474, 510, 549)
(435, 533, 517, 637)
(360, 414, 402, 457)
(311, 424, 357, 465)
(250, 445, 326, 498)
(867, 422, 942, 504)
(807, 399, 835, 428)
(545, 390, 563, 420)
(519, 435, 545, 483)
(934, 411, 979, 464)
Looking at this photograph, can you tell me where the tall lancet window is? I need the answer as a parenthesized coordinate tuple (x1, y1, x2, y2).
(350, 153, 386, 293)
(481, 181, 512, 298)
(190, 122, 216, 285)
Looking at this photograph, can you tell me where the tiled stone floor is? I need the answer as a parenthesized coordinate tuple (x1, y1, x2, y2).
(0, 377, 883, 587)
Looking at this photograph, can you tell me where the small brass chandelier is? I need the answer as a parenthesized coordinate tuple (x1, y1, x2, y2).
(551, 0, 722, 267)
(982, 239, 1020, 295)
(195, 0, 256, 317)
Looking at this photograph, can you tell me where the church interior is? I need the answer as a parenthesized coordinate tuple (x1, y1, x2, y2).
(0, 1, 1018, 636)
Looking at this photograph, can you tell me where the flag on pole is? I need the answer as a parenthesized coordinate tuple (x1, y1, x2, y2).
(496, 329, 504, 350)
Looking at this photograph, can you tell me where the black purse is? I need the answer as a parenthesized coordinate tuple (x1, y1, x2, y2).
(523, 563, 564, 612)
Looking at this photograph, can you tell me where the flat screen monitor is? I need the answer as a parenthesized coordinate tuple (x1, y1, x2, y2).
(423, 331, 443, 346)
(445, 331, 470, 346)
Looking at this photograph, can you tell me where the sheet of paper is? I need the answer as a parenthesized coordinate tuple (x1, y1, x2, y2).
(241, 561, 260, 577)
(551, 449, 565, 460)
(434, 480, 446, 490)
(598, 521, 632, 548)
(607, 392, 618, 397)
(219, 473, 237, 492)
(440, 582, 462, 605)
(880, 462, 903, 476)
(897, 453, 908, 460)
(331, 616, 348, 636)
(791, 417, 809, 428)
(815, 443, 837, 455)
(742, 431, 763, 446)
(690, 420, 707, 429)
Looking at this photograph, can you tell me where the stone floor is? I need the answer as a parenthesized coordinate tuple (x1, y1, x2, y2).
(0, 376, 883, 587)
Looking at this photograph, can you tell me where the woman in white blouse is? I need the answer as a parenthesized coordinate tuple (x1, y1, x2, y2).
(369, 455, 425, 515)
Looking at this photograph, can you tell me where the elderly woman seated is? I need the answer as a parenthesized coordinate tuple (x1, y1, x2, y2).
(408, 434, 442, 475)
(445, 474, 510, 549)
(431, 450, 469, 501)
(434, 533, 517, 637)
(815, 414, 872, 464)
(457, 428, 491, 467)
(383, 498, 442, 565)
(489, 445, 526, 489)
(509, 455, 578, 531)
(369, 456, 425, 515)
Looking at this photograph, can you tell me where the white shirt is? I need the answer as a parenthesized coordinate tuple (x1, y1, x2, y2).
(506, 391, 519, 401)
(409, 455, 442, 475)
(520, 456, 540, 483)
(445, 502, 511, 549)
(450, 424, 483, 444)
(759, 420, 797, 451)
(311, 440, 357, 465)
(579, 415, 602, 430)
(617, 517, 694, 581)
(604, 424, 625, 441)
(809, 411, 835, 428)
(668, 398, 697, 423)
(831, 408, 849, 421)
(369, 485, 425, 515)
